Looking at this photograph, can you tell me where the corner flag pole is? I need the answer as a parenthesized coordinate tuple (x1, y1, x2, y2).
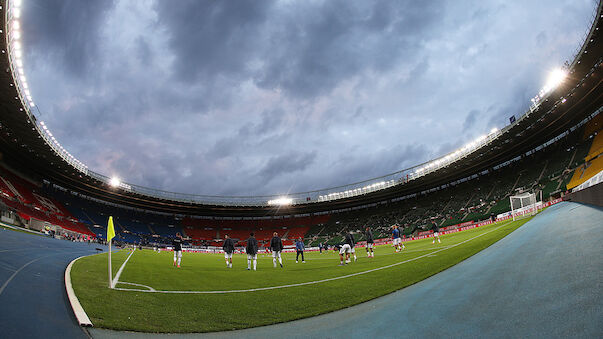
(108, 239, 112, 288)
(107, 216, 115, 288)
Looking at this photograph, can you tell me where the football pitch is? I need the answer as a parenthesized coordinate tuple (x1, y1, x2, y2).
(71, 218, 530, 333)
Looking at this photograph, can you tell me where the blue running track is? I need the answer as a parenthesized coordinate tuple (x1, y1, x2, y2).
(0, 226, 106, 339)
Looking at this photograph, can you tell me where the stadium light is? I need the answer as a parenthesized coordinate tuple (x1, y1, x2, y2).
(542, 68, 567, 93)
(267, 197, 293, 206)
(490, 127, 498, 134)
(109, 177, 121, 188)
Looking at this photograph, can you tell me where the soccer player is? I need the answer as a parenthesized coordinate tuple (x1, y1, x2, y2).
(246, 232, 258, 271)
(392, 225, 404, 252)
(432, 222, 441, 244)
(295, 237, 305, 263)
(345, 231, 357, 262)
(338, 241, 351, 266)
(365, 226, 375, 258)
(222, 234, 235, 268)
(338, 242, 349, 265)
(172, 232, 183, 268)
(270, 232, 284, 268)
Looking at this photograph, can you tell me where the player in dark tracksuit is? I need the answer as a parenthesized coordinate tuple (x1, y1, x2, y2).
(172, 232, 183, 267)
(432, 222, 441, 244)
(222, 234, 235, 268)
(345, 232, 357, 262)
(295, 238, 305, 263)
(365, 226, 375, 258)
(246, 233, 259, 271)
(270, 232, 284, 268)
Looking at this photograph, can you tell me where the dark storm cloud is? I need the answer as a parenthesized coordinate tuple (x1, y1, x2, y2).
(20, 0, 596, 196)
(22, 0, 116, 77)
(254, 0, 443, 98)
(258, 151, 317, 181)
(154, 0, 273, 83)
(156, 0, 443, 99)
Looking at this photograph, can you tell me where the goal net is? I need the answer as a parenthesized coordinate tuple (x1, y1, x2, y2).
(509, 192, 540, 221)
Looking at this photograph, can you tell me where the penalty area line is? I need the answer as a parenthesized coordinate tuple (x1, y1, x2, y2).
(114, 223, 508, 295)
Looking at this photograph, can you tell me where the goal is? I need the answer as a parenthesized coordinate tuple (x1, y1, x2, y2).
(509, 192, 539, 221)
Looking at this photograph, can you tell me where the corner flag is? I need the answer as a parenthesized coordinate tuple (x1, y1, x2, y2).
(108, 216, 115, 288)
(107, 216, 115, 242)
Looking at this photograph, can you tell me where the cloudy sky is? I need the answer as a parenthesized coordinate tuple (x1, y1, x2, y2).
(21, 0, 595, 196)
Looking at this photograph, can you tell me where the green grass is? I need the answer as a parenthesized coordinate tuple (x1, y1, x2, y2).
(72, 218, 530, 333)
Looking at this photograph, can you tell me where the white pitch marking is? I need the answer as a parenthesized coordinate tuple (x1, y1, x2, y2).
(116, 281, 156, 292)
(111, 249, 135, 288)
(291, 246, 455, 260)
(115, 223, 507, 294)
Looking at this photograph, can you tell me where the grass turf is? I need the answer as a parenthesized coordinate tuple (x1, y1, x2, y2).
(71, 218, 530, 333)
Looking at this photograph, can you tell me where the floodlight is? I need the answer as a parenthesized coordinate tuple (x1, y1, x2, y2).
(109, 177, 121, 187)
(490, 127, 498, 134)
(12, 30, 20, 39)
(267, 197, 293, 206)
(543, 68, 567, 93)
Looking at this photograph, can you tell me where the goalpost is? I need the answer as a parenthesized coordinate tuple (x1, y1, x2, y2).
(509, 192, 540, 221)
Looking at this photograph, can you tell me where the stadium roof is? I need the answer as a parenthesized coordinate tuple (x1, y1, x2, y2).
(0, 0, 602, 217)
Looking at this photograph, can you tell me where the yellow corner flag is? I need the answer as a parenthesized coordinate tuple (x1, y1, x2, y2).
(108, 216, 115, 288)
(107, 216, 115, 242)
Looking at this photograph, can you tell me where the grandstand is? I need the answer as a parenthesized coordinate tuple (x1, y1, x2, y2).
(567, 119, 603, 190)
(304, 118, 600, 246)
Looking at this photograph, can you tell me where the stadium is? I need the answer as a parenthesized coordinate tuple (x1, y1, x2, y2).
(0, 0, 602, 338)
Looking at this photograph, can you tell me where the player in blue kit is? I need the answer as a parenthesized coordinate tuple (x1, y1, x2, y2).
(392, 225, 404, 252)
